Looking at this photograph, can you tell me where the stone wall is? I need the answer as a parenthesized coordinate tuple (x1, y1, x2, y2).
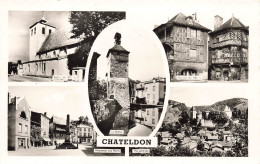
(108, 78, 130, 109)
(110, 53, 128, 78)
(88, 52, 100, 100)
(91, 98, 130, 136)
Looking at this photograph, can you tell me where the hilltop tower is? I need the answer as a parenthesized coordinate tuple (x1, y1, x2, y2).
(106, 32, 130, 108)
(224, 106, 232, 119)
(190, 106, 197, 120)
(29, 14, 56, 61)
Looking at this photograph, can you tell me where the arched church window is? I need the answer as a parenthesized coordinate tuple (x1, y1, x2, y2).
(31, 29, 33, 36)
(34, 27, 36, 34)
(53, 51, 56, 57)
(20, 111, 27, 119)
(42, 27, 45, 34)
(49, 29, 52, 34)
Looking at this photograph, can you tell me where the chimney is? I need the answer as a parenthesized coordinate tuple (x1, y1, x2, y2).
(214, 15, 223, 30)
(114, 32, 121, 45)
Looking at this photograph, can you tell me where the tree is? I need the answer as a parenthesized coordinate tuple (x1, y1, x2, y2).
(31, 125, 42, 147)
(208, 111, 228, 125)
(178, 111, 189, 125)
(69, 11, 126, 41)
(197, 140, 204, 151)
(78, 115, 89, 125)
(67, 42, 90, 75)
(68, 11, 125, 75)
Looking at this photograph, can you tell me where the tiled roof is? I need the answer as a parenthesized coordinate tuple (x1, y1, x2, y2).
(106, 44, 130, 57)
(176, 133, 185, 139)
(214, 141, 233, 147)
(211, 16, 249, 34)
(212, 143, 223, 148)
(190, 136, 200, 140)
(154, 12, 211, 33)
(38, 29, 81, 54)
(161, 131, 172, 138)
(207, 135, 218, 140)
(52, 116, 66, 125)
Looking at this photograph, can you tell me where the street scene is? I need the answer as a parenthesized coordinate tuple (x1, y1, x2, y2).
(8, 75, 51, 82)
(88, 21, 166, 136)
(8, 11, 125, 82)
(8, 86, 124, 156)
(130, 86, 248, 157)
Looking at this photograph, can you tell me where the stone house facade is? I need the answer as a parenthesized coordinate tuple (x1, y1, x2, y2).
(49, 116, 67, 145)
(31, 111, 51, 146)
(208, 15, 249, 81)
(154, 13, 210, 81)
(8, 94, 31, 150)
(77, 124, 93, 144)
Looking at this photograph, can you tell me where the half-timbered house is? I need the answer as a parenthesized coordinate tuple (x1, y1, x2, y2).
(154, 13, 211, 81)
(208, 15, 249, 81)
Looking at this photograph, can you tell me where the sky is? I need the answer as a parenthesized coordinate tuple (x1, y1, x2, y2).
(126, 1, 253, 31)
(170, 85, 248, 107)
(8, 86, 89, 121)
(8, 11, 71, 62)
(8, 5, 253, 65)
(91, 20, 166, 82)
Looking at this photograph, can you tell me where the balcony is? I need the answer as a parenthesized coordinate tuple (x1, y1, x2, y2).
(211, 40, 248, 49)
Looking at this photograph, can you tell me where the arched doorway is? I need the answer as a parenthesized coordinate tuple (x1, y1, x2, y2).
(181, 69, 197, 76)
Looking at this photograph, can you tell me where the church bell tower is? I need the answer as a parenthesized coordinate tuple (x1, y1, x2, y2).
(106, 32, 130, 108)
(29, 12, 56, 61)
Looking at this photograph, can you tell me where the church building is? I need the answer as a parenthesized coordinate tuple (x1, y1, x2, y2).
(22, 15, 86, 81)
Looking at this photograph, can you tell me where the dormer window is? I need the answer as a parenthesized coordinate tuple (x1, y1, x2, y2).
(186, 16, 193, 24)
(42, 27, 45, 34)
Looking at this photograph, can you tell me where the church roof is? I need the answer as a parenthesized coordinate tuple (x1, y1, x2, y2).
(106, 44, 130, 57)
(37, 29, 82, 54)
(154, 12, 211, 33)
(210, 16, 249, 35)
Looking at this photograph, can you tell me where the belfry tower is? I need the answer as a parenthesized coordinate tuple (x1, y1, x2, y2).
(29, 13, 56, 61)
(106, 32, 130, 108)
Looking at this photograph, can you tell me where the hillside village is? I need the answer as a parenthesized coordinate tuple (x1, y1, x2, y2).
(131, 98, 248, 157)
(155, 98, 248, 156)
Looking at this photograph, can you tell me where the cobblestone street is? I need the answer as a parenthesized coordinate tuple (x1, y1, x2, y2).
(8, 75, 52, 82)
(8, 144, 125, 156)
